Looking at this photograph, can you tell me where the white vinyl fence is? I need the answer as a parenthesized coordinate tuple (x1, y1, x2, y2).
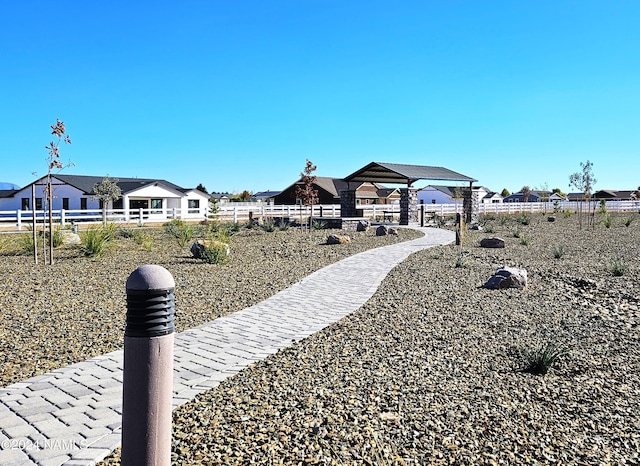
(1, 200, 639, 231)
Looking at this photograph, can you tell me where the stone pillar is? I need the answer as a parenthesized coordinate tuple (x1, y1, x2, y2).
(463, 186, 480, 224)
(400, 188, 419, 225)
(340, 190, 358, 218)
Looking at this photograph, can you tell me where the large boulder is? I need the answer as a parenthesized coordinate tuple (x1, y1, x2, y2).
(327, 234, 351, 245)
(376, 225, 388, 236)
(480, 237, 505, 248)
(483, 266, 528, 290)
(191, 239, 230, 259)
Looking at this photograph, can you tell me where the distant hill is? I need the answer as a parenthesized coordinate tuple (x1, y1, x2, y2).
(0, 182, 20, 190)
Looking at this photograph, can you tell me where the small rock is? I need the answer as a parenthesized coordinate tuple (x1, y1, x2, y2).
(356, 220, 370, 232)
(388, 228, 398, 236)
(470, 224, 483, 231)
(376, 225, 388, 236)
(326, 234, 351, 245)
(548, 216, 556, 222)
(480, 237, 505, 248)
(483, 266, 528, 289)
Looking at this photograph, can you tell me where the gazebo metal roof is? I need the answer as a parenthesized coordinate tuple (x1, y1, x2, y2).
(343, 162, 477, 186)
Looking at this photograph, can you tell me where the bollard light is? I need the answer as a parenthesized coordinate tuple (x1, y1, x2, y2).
(121, 264, 175, 466)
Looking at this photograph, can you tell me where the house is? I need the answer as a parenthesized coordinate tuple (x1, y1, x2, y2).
(548, 192, 568, 202)
(593, 189, 637, 201)
(481, 192, 504, 204)
(417, 185, 494, 204)
(503, 191, 543, 202)
(0, 174, 211, 219)
(251, 191, 281, 203)
(271, 177, 400, 205)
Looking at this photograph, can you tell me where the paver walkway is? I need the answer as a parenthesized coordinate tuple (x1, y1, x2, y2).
(0, 227, 454, 466)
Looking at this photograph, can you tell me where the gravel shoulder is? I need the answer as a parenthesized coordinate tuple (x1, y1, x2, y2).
(0, 225, 421, 388)
(105, 212, 639, 465)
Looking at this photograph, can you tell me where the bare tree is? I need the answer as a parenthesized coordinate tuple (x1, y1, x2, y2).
(295, 159, 318, 230)
(569, 160, 597, 229)
(92, 177, 122, 225)
(42, 119, 72, 265)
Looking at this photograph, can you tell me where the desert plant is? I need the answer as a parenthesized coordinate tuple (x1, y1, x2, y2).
(260, 217, 277, 232)
(516, 213, 530, 225)
(498, 215, 509, 226)
(199, 240, 229, 264)
(522, 340, 567, 375)
(601, 213, 612, 228)
(598, 199, 607, 214)
(563, 210, 572, 218)
(79, 224, 116, 257)
(312, 220, 327, 230)
(512, 228, 522, 238)
(611, 259, 627, 277)
(51, 227, 64, 248)
(434, 215, 446, 228)
(519, 235, 530, 246)
(164, 219, 194, 247)
(483, 223, 495, 234)
(133, 230, 154, 251)
(551, 244, 564, 259)
(623, 215, 636, 227)
(455, 251, 466, 268)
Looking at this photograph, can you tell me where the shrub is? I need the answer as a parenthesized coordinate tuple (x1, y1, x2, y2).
(51, 228, 64, 248)
(602, 213, 612, 229)
(261, 217, 277, 232)
(623, 215, 636, 227)
(516, 213, 530, 225)
(551, 244, 564, 259)
(455, 252, 466, 268)
(133, 230, 154, 251)
(522, 341, 567, 376)
(79, 225, 115, 257)
(199, 240, 229, 264)
(498, 215, 509, 226)
(512, 228, 522, 238)
(483, 223, 495, 234)
(611, 259, 627, 277)
(312, 220, 327, 230)
(164, 219, 194, 248)
(563, 211, 572, 218)
(19, 232, 36, 255)
(519, 235, 529, 246)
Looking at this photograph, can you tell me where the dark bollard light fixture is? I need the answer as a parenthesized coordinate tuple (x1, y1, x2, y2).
(122, 264, 175, 466)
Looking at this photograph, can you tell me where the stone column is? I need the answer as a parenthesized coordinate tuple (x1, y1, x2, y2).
(463, 186, 480, 224)
(400, 188, 418, 225)
(340, 190, 358, 218)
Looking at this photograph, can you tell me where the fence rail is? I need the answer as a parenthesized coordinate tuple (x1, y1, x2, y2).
(2, 200, 639, 231)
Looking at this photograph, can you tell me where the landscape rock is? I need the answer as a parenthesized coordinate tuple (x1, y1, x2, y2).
(376, 225, 388, 236)
(60, 231, 81, 245)
(483, 266, 528, 289)
(326, 234, 351, 245)
(470, 224, 483, 231)
(388, 228, 398, 236)
(190, 240, 208, 258)
(480, 237, 505, 248)
(548, 216, 556, 222)
(356, 220, 370, 232)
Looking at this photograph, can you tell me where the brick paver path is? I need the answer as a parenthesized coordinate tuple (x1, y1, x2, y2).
(0, 227, 454, 465)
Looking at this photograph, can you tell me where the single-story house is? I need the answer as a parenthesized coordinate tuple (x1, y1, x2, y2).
(0, 174, 211, 219)
(271, 177, 400, 205)
(251, 191, 281, 203)
(549, 192, 568, 202)
(593, 190, 637, 201)
(417, 185, 495, 204)
(503, 191, 543, 202)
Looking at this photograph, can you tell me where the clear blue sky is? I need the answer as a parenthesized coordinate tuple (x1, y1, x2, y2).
(1, 1, 638, 194)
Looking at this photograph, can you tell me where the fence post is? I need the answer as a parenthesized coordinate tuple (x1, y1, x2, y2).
(17, 210, 22, 231)
(61, 209, 66, 227)
(233, 207, 238, 223)
(122, 265, 175, 466)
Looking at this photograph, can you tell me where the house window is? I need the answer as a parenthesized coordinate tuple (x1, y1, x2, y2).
(62, 198, 69, 210)
(35, 198, 43, 210)
(80, 198, 87, 210)
(188, 199, 200, 214)
(151, 199, 163, 214)
(113, 198, 123, 210)
(21, 198, 30, 210)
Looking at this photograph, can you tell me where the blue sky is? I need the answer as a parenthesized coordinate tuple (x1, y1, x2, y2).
(1, 1, 638, 194)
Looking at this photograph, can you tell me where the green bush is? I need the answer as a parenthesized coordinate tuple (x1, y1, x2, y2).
(611, 259, 627, 277)
(551, 244, 564, 259)
(454, 252, 466, 268)
(133, 230, 154, 251)
(483, 223, 495, 234)
(79, 225, 115, 257)
(261, 217, 277, 232)
(519, 235, 530, 246)
(199, 240, 229, 264)
(312, 220, 327, 230)
(164, 219, 194, 248)
(602, 213, 612, 229)
(522, 341, 567, 376)
(18, 233, 36, 255)
(516, 213, 531, 225)
(51, 228, 64, 248)
(623, 215, 636, 227)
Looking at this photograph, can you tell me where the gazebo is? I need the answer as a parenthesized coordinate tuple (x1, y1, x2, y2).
(341, 162, 478, 225)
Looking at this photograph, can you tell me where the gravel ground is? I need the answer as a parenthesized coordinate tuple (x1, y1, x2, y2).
(0, 223, 420, 388)
(101, 212, 639, 465)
